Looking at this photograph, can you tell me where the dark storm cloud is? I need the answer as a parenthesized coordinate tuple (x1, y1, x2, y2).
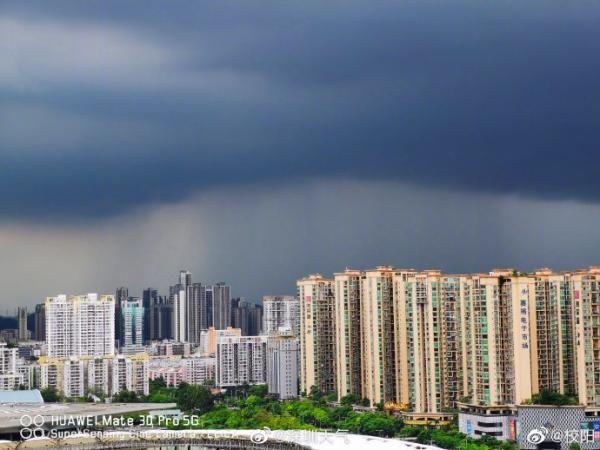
(1, 0, 600, 221)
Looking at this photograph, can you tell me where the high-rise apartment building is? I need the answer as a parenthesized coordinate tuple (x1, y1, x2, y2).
(212, 282, 231, 330)
(144, 289, 173, 341)
(395, 270, 466, 412)
(216, 335, 267, 387)
(142, 288, 158, 342)
(360, 267, 397, 406)
(334, 269, 362, 400)
(299, 266, 600, 415)
(267, 329, 299, 399)
(115, 287, 128, 344)
(171, 271, 211, 343)
(263, 295, 299, 336)
(206, 287, 214, 328)
(17, 307, 28, 341)
(572, 267, 600, 407)
(172, 271, 192, 342)
(34, 303, 45, 341)
(120, 297, 144, 352)
(297, 274, 336, 396)
(45, 294, 115, 358)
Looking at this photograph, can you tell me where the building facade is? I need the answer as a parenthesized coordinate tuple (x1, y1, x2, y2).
(216, 335, 267, 387)
(39, 353, 149, 397)
(17, 307, 28, 341)
(120, 297, 144, 352)
(297, 274, 336, 396)
(267, 330, 299, 399)
(45, 294, 115, 358)
(299, 266, 600, 415)
(263, 296, 299, 337)
(0, 343, 30, 390)
(212, 282, 231, 330)
(33, 303, 45, 341)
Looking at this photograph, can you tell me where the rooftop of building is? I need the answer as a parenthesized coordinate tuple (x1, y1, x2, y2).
(0, 390, 43, 404)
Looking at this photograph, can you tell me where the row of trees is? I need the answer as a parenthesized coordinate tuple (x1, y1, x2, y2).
(42, 379, 518, 450)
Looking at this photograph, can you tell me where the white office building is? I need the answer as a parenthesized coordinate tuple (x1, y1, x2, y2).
(45, 294, 115, 358)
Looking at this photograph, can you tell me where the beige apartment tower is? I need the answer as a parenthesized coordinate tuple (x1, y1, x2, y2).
(334, 269, 363, 400)
(299, 266, 600, 414)
(297, 274, 336, 395)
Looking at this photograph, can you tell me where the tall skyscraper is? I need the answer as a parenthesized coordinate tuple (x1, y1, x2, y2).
(572, 267, 600, 407)
(248, 302, 263, 336)
(206, 287, 214, 328)
(334, 269, 363, 400)
(262, 295, 300, 336)
(212, 282, 231, 330)
(34, 303, 46, 341)
(45, 294, 115, 358)
(171, 271, 210, 343)
(297, 274, 336, 396)
(231, 299, 263, 336)
(144, 288, 173, 341)
(171, 270, 192, 342)
(142, 288, 158, 342)
(115, 287, 128, 344)
(189, 283, 208, 343)
(17, 307, 28, 341)
(360, 267, 397, 406)
(120, 297, 144, 352)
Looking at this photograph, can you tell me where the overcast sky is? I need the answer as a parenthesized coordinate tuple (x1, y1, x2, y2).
(1, 1, 600, 309)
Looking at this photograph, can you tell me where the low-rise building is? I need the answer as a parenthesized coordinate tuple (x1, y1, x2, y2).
(148, 356, 215, 387)
(458, 403, 517, 441)
(38, 353, 149, 398)
(149, 340, 192, 357)
(0, 342, 31, 390)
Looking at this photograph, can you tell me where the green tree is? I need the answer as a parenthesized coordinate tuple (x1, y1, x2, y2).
(175, 383, 214, 414)
(309, 385, 323, 402)
(249, 384, 268, 398)
(150, 377, 167, 390)
(340, 394, 360, 406)
(40, 386, 61, 402)
(526, 390, 578, 406)
(112, 390, 140, 403)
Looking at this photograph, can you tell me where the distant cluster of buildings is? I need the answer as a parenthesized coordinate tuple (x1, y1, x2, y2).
(0, 271, 300, 401)
(298, 266, 600, 422)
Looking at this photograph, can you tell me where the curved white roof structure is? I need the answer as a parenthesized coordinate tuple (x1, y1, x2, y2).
(0, 429, 441, 450)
